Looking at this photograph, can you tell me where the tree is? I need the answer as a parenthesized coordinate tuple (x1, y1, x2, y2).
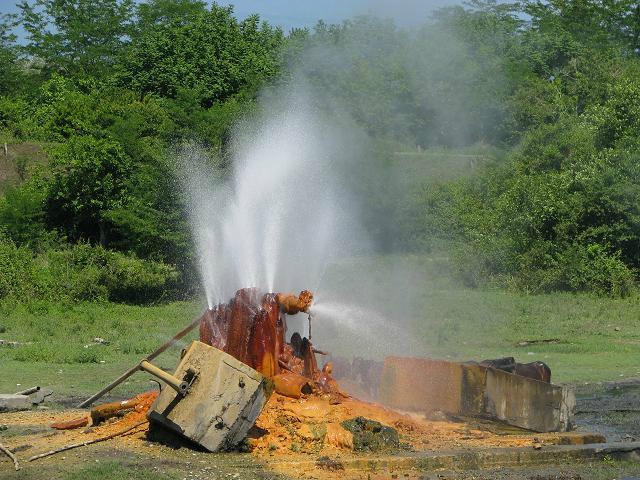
(135, 0, 207, 29)
(118, 4, 283, 107)
(45, 135, 132, 244)
(18, 0, 134, 77)
(0, 13, 22, 95)
(524, 0, 640, 53)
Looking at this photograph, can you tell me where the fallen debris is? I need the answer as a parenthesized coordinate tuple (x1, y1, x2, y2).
(517, 339, 561, 347)
(51, 417, 89, 430)
(341, 416, 400, 452)
(14, 386, 39, 396)
(0, 442, 19, 471)
(28, 388, 53, 405)
(29, 419, 147, 462)
(0, 394, 30, 412)
(91, 391, 155, 425)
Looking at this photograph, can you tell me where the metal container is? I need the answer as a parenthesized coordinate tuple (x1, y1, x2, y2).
(147, 341, 273, 451)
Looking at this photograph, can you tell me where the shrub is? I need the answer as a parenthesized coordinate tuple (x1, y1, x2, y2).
(45, 135, 132, 243)
(0, 239, 178, 304)
(46, 244, 179, 303)
(0, 185, 59, 250)
(0, 239, 40, 298)
(560, 244, 635, 298)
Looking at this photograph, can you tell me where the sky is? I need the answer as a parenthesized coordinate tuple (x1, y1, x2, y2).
(1, 0, 461, 34)
(219, 0, 459, 31)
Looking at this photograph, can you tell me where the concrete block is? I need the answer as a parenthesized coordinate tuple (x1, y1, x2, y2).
(148, 341, 273, 452)
(378, 357, 575, 432)
(0, 394, 31, 411)
(483, 368, 575, 432)
(461, 363, 486, 416)
(378, 357, 463, 414)
(29, 388, 53, 405)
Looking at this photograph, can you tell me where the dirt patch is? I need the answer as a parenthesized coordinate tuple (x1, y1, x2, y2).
(0, 143, 48, 191)
(0, 388, 628, 480)
(574, 379, 640, 442)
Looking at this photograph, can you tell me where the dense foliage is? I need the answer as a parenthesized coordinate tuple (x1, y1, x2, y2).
(408, 1, 640, 297)
(0, 0, 638, 301)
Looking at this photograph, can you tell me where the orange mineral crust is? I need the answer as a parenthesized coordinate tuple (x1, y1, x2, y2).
(247, 392, 533, 456)
(199, 288, 289, 378)
(199, 288, 343, 397)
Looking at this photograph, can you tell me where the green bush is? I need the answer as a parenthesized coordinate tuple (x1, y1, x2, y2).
(46, 135, 132, 243)
(0, 239, 41, 299)
(560, 244, 635, 298)
(47, 244, 179, 303)
(0, 185, 59, 250)
(0, 239, 178, 304)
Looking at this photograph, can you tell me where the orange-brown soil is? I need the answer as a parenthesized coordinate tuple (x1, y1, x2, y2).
(0, 392, 158, 460)
(0, 391, 601, 480)
(248, 393, 534, 456)
(0, 391, 546, 460)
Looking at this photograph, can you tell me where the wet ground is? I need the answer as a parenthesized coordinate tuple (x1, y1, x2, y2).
(574, 379, 640, 443)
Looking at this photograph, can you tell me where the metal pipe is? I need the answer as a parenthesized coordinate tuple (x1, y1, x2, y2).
(77, 315, 201, 408)
(139, 360, 189, 396)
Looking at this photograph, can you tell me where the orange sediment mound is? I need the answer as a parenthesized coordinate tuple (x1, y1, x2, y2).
(41, 389, 531, 457)
(247, 392, 533, 456)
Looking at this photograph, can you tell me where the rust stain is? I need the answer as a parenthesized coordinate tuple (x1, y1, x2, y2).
(199, 288, 341, 397)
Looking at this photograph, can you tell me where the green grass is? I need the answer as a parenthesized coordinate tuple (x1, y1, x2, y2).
(316, 254, 640, 384)
(1, 462, 178, 480)
(0, 300, 202, 399)
(3, 458, 639, 480)
(0, 254, 639, 401)
(62, 462, 179, 480)
(0, 458, 184, 480)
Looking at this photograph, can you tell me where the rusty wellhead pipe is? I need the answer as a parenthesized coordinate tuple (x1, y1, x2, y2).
(139, 360, 190, 396)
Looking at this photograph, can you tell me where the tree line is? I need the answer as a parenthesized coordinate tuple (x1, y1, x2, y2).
(0, 0, 638, 301)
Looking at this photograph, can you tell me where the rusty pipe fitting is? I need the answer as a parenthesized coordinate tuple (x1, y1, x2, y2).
(272, 372, 314, 399)
(277, 290, 314, 315)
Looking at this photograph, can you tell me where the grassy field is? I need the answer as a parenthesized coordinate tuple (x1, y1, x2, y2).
(1, 254, 639, 479)
(307, 254, 640, 385)
(0, 254, 638, 401)
(0, 301, 203, 401)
